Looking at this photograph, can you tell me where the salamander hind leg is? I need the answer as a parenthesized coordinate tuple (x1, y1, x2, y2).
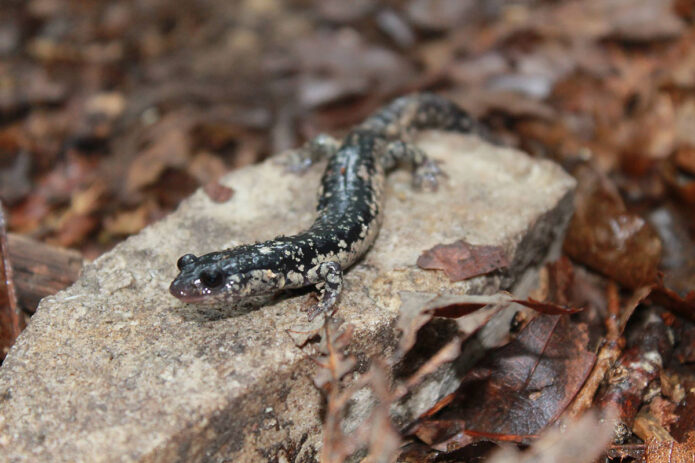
(307, 261, 343, 321)
(279, 134, 341, 174)
(382, 140, 445, 191)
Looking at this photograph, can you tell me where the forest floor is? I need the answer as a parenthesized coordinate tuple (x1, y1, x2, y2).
(1, 1, 695, 461)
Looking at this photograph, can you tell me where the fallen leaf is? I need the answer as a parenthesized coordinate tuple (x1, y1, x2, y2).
(406, 0, 477, 31)
(403, 339, 462, 391)
(450, 88, 557, 121)
(660, 30, 695, 88)
(126, 129, 190, 194)
(533, 0, 685, 42)
(648, 396, 679, 431)
(203, 181, 234, 203)
(69, 183, 106, 216)
(396, 292, 441, 357)
(0, 153, 31, 205)
(646, 432, 695, 463)
(188, 151, 227, 184)
(617, 286, 653, 335)
(512, 298, 584, 315)
(293, 29, 414, 108)
(487, 411, 614, 463)
(376, 9, 416, 49)
(84, 92, 126, 120)
(501, 259, 585, 315)
(396, 292, 507, 356)
(648, 205, 695, 299)
(416, 314, 595, 449)
(50, 214, 98, 248)
(671, 394, 695, 443)
(675, 146, 695, 176)
(673, 319, 695, 363)
(674, 0, 695, 21)
(664, 155, 695, 205)
(622, 93, 677, 161)
(649, 283, 695, 324)
(104, 202, 153, 236)
(395, 442, 440, 463)
(317, 0, 373, 23)
(417, 240, 509, 282)
(0, 65, 66, 114)
(564, 165, 662, 288)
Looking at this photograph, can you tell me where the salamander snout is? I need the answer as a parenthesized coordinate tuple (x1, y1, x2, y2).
(170, 253, 237, 303)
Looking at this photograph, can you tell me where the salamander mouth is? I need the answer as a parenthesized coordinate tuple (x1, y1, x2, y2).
(169, 277, 241, 304)
(169, 279, 209, 303)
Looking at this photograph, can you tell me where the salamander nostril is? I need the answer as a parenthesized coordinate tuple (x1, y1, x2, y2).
(200, 269, 224, 288)
(177, 254, 197, 271)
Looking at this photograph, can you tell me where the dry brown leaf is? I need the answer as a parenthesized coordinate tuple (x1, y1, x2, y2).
(633, 407, 675, 444)
(487, 412, 614, 463)
(671, 394, 695, 443)
(564, 166, 662, 288)
(202, 181, 234, 203)
(104, 202, 154, 236)
(293, 29, 414, 108)
(417, 240, 509, 282)
(126, 130, 190, 194)
(413, 315, 595, 450)
(396, 292, 507, 356)
(533, 0, 685, 42)
(675, 147, 695, 176)
(646, 432, 695, 463)
(85, 92, 126, 120)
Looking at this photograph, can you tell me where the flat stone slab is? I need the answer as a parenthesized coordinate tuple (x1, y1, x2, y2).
(0, 132, 575, 462)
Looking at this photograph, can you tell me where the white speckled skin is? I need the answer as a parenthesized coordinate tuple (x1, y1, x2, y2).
(170, 93, 479, 318)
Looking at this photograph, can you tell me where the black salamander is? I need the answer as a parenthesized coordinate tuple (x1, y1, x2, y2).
(170, 93, 479, 319)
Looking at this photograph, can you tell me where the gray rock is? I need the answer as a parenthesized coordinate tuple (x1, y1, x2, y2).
(0, 132, 575, 462)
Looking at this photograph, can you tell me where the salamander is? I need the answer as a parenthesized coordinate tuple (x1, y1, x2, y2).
(170, 93, 480, 319)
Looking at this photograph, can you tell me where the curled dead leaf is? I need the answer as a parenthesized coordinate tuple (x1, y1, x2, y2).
(564, 166, 662, 288)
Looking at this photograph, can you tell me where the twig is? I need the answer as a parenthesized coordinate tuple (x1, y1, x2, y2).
(0, 203, 24, 359)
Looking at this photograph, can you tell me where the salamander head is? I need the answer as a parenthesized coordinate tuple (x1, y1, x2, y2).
(169, 247, 284, 304)
(169, 253, 234, 303)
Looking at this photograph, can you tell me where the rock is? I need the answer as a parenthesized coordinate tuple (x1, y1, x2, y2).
(0, 132, 575, 462)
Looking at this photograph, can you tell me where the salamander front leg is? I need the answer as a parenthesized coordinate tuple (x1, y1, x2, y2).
(307, 261, 343, 321)
(279, 134, 341, 174)
(382, 140, 445, 191)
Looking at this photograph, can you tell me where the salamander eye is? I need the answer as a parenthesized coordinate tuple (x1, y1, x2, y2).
(200, 269, 224, 288)
(177, 254, 197, 270)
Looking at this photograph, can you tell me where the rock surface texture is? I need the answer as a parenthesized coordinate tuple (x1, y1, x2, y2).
(0, 132, 575, 462)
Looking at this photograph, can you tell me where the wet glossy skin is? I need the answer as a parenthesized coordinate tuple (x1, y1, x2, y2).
(170, 93, 478, 319)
